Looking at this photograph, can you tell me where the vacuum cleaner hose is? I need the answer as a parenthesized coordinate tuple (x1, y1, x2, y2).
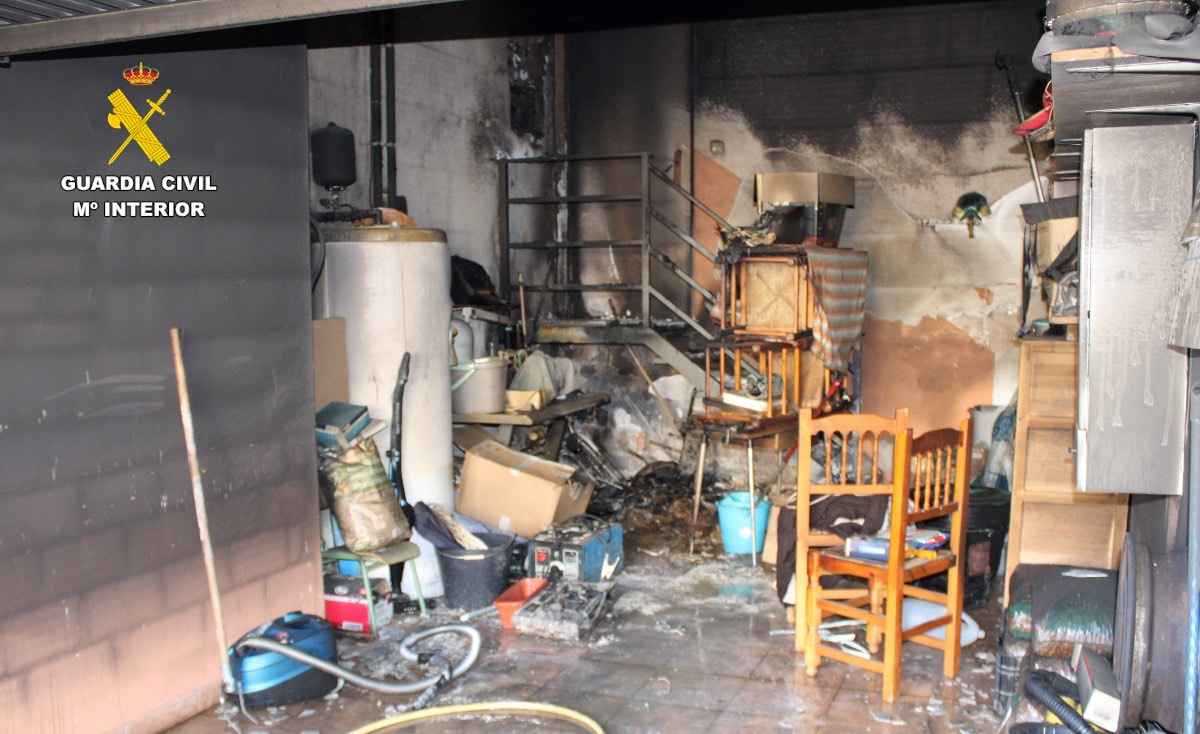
(1023, 669, 1094, 734)
(236, 623, 482, 695)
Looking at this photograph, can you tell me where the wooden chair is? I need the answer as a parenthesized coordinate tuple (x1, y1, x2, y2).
(792, 408, 910, 651)
(804, 417, 972, 703)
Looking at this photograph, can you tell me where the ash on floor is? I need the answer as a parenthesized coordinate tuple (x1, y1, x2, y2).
(168, 538, 1004, 734)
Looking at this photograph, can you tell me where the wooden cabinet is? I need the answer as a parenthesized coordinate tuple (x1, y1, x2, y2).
(1003, 339, 1128, 604)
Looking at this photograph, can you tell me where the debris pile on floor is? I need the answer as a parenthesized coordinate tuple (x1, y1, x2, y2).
(586, 460, 725, 550)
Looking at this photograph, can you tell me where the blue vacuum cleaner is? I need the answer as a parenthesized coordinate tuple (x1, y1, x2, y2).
(228, 612, 338, 709)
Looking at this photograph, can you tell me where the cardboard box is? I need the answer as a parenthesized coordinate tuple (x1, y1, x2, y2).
(313, 318, 349, 411)
(323, 573, 392, 634)
(505, 389, 545, 413)
(456, 440, 595, 539)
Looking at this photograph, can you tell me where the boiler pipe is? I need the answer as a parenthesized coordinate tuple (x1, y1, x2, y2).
(1187, 411, 1198, 734)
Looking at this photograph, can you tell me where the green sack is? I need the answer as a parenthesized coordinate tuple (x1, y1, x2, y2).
(321, 437, 411, 552)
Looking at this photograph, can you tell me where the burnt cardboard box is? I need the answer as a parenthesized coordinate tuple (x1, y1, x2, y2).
(456, 440, 594, 539)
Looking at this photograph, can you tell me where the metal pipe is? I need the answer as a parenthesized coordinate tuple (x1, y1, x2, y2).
(369, 42, 383, 208)
(995, 52, 1046, 203)
(1187, 410, 1199, 734)
(748, 438, 758, 567)
(170, 328, 235, 695)
(384, 14, 397, 208)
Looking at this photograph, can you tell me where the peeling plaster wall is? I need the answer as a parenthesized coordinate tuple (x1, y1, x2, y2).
(308, 36, 544, 275)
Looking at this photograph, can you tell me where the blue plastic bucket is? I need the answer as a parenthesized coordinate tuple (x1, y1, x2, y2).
(717, 492, 771, 554)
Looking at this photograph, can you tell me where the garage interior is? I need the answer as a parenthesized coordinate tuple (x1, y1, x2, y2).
(1, 0, 1198, 732)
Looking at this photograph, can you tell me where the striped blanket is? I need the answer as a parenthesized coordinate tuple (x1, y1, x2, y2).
(804, 246, 868, 371)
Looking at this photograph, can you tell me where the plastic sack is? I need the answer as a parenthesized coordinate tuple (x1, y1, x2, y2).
(902, 598, 983, 645)
(321, 438, 411, 552)
(1030, 567, 1116, 659)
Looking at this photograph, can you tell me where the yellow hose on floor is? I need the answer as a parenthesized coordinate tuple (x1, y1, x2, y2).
(346, 700, 605, 734)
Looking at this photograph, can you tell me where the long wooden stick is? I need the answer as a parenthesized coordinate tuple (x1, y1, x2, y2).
(689, 434, 708, 555)
(171, 328, 235, 695)
(625, 345, 679, 434)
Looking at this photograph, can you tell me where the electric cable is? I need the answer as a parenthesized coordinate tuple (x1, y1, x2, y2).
(344, 700, 605, 734)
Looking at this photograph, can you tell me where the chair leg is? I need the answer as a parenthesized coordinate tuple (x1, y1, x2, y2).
(944, 578, 963, 678)
(867, 578, 883, 654)
(407, 559, 428, 618)
(881, 587, 903, 703)
(805, 569, 821, 676)
(793, 565, 807, 652)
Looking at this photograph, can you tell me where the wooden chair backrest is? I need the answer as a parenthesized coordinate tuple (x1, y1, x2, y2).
(798, 408, 911, 500)
(906, 418, 973, 525)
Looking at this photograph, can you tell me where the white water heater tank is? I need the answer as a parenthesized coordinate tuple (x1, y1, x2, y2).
(316, 225, 453, 597)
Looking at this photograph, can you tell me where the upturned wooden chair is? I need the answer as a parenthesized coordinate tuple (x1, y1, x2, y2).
(792, 408, 910, 651)
(804, 417, 972, 703)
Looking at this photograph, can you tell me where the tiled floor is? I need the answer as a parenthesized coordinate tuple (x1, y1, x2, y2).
(169, 551, 1003, 734)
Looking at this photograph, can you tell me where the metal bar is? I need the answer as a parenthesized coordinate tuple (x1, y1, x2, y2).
(508, 239, 643, 249)
(649, 161, 735, 232)
(504, 152, 646, 164)
(508, 194, 641, 205)
(1187, 367, 1200, 734)
(748, 439, 758, 567)
(518, 284, 642, 293)
(648, 287, 714, 340)
(1069, 61, 1200, 74)
(641, 153, 651, 328)
(649, 247, 716, 303)
(705, 347, 713, 402)
(498, 158, 510, 301)
(649, 206, 718, 264)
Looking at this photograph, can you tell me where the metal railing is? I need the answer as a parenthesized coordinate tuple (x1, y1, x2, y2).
(500, 152, 733, 344)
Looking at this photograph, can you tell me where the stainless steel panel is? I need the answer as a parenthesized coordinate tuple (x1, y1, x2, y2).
(1077, 123, 1192, 495)
(755, 171, 855, 211)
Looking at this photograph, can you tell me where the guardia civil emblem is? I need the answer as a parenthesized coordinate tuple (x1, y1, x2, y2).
(107, 62, 171, 166)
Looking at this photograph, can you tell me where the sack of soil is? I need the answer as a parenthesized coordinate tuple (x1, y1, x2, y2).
(321, 437, 411, 551)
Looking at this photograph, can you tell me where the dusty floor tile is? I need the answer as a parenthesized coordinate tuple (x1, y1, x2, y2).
(165, 552, 1004, 734)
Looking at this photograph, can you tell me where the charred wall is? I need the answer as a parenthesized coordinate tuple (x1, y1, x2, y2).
(308, 34, 552, 282)
(692, 2, 1047, 432)
(694, 2, 1044, 154)
(0, 46, 319, 733)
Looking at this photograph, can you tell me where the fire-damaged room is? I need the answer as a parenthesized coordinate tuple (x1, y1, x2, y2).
(2, 1, 1198, 732)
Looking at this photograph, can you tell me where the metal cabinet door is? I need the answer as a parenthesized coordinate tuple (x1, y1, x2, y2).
(1077, 123, 1192, 495)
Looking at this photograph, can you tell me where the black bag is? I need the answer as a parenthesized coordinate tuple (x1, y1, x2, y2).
(450, 255, 502, 306)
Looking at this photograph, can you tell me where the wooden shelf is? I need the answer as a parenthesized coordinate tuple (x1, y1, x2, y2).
(452, 391, 609, 426)
(1004, 340, 1128, 605)
(1027, 415, 1075, 430)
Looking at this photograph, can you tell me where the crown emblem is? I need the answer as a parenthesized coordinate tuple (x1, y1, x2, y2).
(122, 62, 159, 86)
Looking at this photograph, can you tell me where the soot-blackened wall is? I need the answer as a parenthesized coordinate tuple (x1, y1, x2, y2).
(0, 46, 320, 733)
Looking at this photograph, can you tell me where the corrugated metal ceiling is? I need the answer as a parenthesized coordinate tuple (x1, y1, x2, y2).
(0, 0, 447, 56)
(0, 0, 187, 27)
